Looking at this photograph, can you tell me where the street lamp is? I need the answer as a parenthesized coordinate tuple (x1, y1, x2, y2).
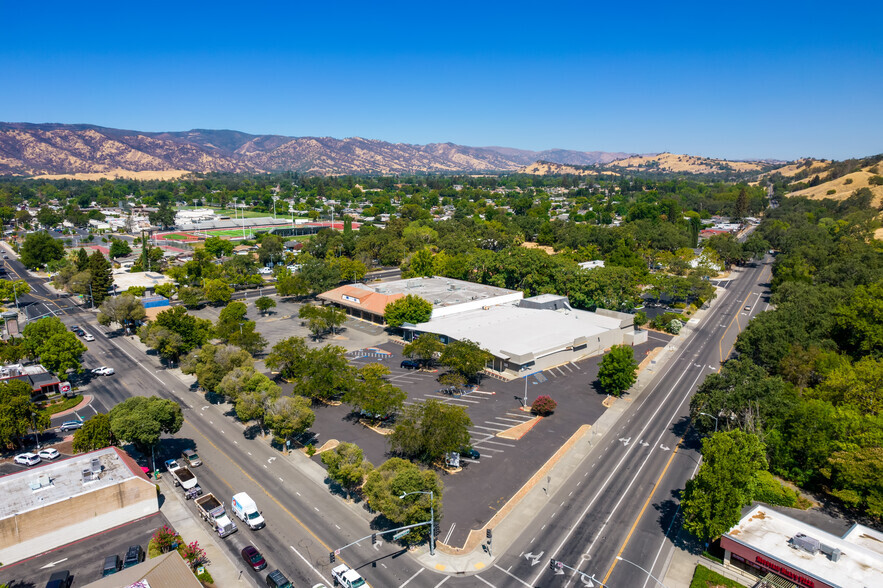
(699, 412, 719, 433)
(615, 556, 669, 588)
(31, 412, 41, 449)
(399, 490, 434, 555)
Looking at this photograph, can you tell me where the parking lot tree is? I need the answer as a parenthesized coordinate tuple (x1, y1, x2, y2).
(255, 295, 276, 315)
(265, 395, 315, 445)
(0, 279, 30, 302)
(274, 269, 310, 298)
(0, 380, 49, 448)
(389, 399, 472, 465)
(439, 338, 491, 383)
(72, 413, 115, 453)
(682, 430, 767, 541)
(321, 442, 374, 497)
(109, 396, 184, 457)
(384, 294, 433, 329)
(362, 458, 442, 546)
(177, 286, 204, 308)
(297, 253, 342, 294)
(203, 236, 234, 259)
(403, 333, 444, 368)
(597, 344, 638, 396)
(19, 230, 64, 269)
(346, 363, 407, 418)
(108, 238, 131, 259)
(215, 301, 267, 354)
(203, 278, 233, 305)
(140, 306, 213, 361)
(531, 395, 557, 416)
(292, 345, 356, 401)
(299, 304, 327, 339)
(182, 343, 254, 392)
(331, 256, 368, 283)
(265, 336, 310, 379)
(97, 294, 146, 334)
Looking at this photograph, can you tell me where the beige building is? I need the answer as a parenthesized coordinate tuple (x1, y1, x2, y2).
(83, 550, 202, 588)
(0, 447, 159, 565)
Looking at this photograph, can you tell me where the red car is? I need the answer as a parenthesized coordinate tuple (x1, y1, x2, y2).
(241, 545, 267, 571)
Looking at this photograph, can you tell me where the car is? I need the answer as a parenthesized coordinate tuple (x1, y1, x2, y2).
(241, 545, 267, 571)
(14, 452, 41, 466)
(59, 420, 83, 432)
(73, 328, 85, 336)
(2, 253, 8, 260)
(101, 554, 121, 576)
(83, 333, 95, 342)
(92, 366, 115, 375)
(400, 359, 420, 370)
(69, 324, 80, 332)
(258, 266, 273, 274)
(123, 544, 144, 568)
(286, 264, 300, 272)
(460, 447, 480, 460)
(744, 305, 752, 311)
(38, 448, 60, 460)
(266, 570, 293, 588)
(44, 570, 72, 588)
(182, 449, 201, 467)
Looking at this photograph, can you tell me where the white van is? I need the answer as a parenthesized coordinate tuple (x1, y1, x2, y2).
(231, 492, 265, 530)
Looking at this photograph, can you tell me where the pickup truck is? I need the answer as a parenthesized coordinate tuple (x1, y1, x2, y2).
(164, 459, 200, 493)
(331, 564, 368, 588)
(194, 493, 237, 537)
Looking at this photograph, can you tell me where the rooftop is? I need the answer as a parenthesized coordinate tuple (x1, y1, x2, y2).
(111, 271, 173, 291)
(724, 505, 883, 588)
(0, 447, 148, 520)
(361, 276, 518, 309)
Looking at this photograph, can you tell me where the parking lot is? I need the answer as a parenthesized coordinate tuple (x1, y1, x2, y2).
(302, 336, 670, 547)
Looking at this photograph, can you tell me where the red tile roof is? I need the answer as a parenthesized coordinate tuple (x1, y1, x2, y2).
(318, 285, 404, 316)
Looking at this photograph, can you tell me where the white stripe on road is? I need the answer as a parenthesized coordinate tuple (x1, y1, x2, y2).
(290, 545, 330, 585)
(399, 567, 424, 587)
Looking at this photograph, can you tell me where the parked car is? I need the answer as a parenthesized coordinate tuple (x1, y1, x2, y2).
(14, 452, 41, 466)
(44, 570, 72, 588)
(38, 448, 60, 460)
(400, 359, 420, 370)
(460, 447, 480, 460)
(92, 366, 115, 376)
(68, 325, 80, 332)
(241, 545, 267, 571)
(182, 449, 202, 467)
(59, 420, 83, 432)
(123, 545, 144, 568)
(73, 328, 85, 337)
(258, 266, 273, 275)
(101, 554, 121, 576)
(266, 570, 293, 588)
(83, 333, 95, 342)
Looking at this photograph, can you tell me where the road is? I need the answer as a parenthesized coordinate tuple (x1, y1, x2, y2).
(5, 248, 771, 587)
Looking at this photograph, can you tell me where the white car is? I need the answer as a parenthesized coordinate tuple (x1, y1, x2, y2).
(83, 333, 95, 342)
(14, 453, 41, 466)
(92, 366, 115, 376)
(38, 448, 60, 460)
(258, 267, 273, 275)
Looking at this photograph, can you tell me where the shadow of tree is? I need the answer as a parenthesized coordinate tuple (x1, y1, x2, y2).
(243, 424, 262, 440)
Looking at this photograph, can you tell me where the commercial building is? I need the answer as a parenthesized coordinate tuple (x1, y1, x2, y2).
(0, 447, 159, 565)
(82, 551, 201, 588)
(720, 505, 883, 588)
(0, 363, 63, 398)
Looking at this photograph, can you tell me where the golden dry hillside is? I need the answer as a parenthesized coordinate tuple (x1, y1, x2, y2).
(515, 161, 604, 176)
(604, 152, 765, 174)
(788, 165, 883, 207)
(765, 159, 830, 178)
(31, 168, 194, 181)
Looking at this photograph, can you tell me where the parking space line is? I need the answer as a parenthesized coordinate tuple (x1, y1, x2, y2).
(476, 424, 506, 431)
(496, 417, 528, 423)
(425, 394, 480, 404)
(479, 440, 517, 447)
(505, 412, 534, 420)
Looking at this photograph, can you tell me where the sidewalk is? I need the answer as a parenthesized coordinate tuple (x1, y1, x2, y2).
(160, 475, 259, 587)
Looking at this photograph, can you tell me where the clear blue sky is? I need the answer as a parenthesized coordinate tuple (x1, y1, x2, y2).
(2, 1, 881, 161)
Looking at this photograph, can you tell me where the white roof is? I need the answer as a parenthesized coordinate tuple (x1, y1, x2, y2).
(725, 505, 883, 588)
(413, 303, 622, 360)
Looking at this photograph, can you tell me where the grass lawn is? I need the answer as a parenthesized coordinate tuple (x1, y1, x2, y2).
(689, 564, 746, 588)
(176, 205, 273, 219)
(41, 395, 84, 416)
(157, 233, 197, 241)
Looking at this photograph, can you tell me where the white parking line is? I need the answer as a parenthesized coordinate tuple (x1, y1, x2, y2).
(496, 417, 528, 423)
(479, 439, 517, 447)
(474, 425, 506, 432)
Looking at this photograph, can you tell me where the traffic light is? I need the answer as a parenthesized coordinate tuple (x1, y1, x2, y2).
(330, 551, 335, 564)
(486, 528, 492, 540)
(371, 533, 377, 545)
(549, 559, 558, 571)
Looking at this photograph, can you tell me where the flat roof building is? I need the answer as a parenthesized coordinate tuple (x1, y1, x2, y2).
(82, 550, 202, 588)
(721, 504, 883, 588)
(0, 447, 159, 565)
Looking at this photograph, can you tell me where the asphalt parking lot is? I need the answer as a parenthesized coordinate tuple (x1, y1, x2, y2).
(0, 511, 168, 588)
(302, 335, 671, 547)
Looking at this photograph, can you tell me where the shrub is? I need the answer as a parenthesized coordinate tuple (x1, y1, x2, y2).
(531, 395, 557, 416)
(844, 178, 853, 185)
(305, 443, 317, 457)
(689, 564, 742, 588)
(826, 189, 837, 195)
(753, 470, 800, 507)
(667, 319, 684, 334)
(869, 175, 883, 186)
(196, 570, 214, 584)
(150, 525, 178, 554)
(633, 311, 648, 327)
(671, 302, 686, 310)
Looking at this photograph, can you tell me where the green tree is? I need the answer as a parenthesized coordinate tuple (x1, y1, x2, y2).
(299, 304, 327, 339)
(140, 306, 213, 361)
(439, 339, 491, 383)
(149, 201, 175, 230)
(265, 337, 309, 379)
(203, 278, 233, 305)
(321, 442, 374, 497)
(389, 399, 472, 464)
(255, 296, 277, 315)
(827, 447, 883, 517)
(108, 238, 132, 259)
(384, 294, 433, 328)
(597, 344, 638, 396)
(682, 431, 768, 541)
(296, 254, 341, 294)
(402, 333, 444, 368)
(274, 269, 310, 298)
(75, 247, 90, 271)
(215, 301, 266, 354)
(345, 363, 407, 418)
(177, 286, 204, 308)
(20, 231, 64, 269)
(72, 413, 115, 453)
(363, 458, 442, 546)
(811, 356, 883, 415)
(203, 236, 234, 258)
(181, 343, 255, 392)
(38, 332, 88, 374)
(0, 380, 50, 448)
(109, 396, 184, 456)
(257, 234, 284, 266)
(0, 279, 30, 302)
(97, 294, 146, 334)
(264, 395, 315, 444)
(833, 279, 883, 358)
(88, 250, 113, 305)
(291, 345, 355, 401)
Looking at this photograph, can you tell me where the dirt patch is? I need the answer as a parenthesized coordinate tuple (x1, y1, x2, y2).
(520, 242, 556, 255)
(359, 419, 393, 435)
(308, 439, 339, 455)
(602, 396, 617, 408)
(496, 416, 542, 440)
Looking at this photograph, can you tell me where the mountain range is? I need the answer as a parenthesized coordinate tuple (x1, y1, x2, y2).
(0, 123, 632, 177)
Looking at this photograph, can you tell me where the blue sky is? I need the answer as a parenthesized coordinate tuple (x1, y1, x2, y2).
(2, 1, 881, 160)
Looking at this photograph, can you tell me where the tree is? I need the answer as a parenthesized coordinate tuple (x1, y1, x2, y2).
(216, 367, 281, 433)
(682, 431, 768, 541)
(140, 306, 213, 361)
(181, 343, 254, 392)
(265, 337, 310, 379)
(274, 269, 309, 298)
(299, 304, 327, 339)
(108, 238, 132, 259)
(705, 234, 747, 269)
(75, 248, 90, 271)
(19, 231, 64, 269)
(257, 234, 283, 266)
(389, 399, 472, 464)
(203, 236, 233, 259)
(531, 395, 557, 416)
(363, 458, 442, 545)
(346, 363, 407, 418)
(827, 447, 883, 517)
(22, 316, 67, 356)
(384, 294, 433, 328)
(0, 279, 30, 302)
(321, 442, 374, 497)
(203, 278, 233, 305)
(255, 296, 276, 315)
(97, 294, 146, 334)
(439, 339, 491, 383)
(402, 333, 444, 368)
(177, 286, 204, 308)
(597, 344, 638, 396)
(264, 395, 315, 444)
(296, 254, 341, 294)
(109, 396, 183, 456)
(149, 201, 175, 230)
(215, 301, 266, 354)
(0, 380, 49, 448)
(22, 317, 87, 373)
(88, 250, 113, 305)
(291, 345, 355, 401)
(72, 413, 115, 453)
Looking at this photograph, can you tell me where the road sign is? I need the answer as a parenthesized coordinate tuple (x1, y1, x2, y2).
(392, 529, 411, 540)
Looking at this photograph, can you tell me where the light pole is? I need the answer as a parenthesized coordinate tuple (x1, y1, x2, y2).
(615, 556, 669, 588)
(400, 490, 434, 555)
(12, 280, 19, 311)
(31, 412, 40, 449)
(699, 412, 719, 433)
